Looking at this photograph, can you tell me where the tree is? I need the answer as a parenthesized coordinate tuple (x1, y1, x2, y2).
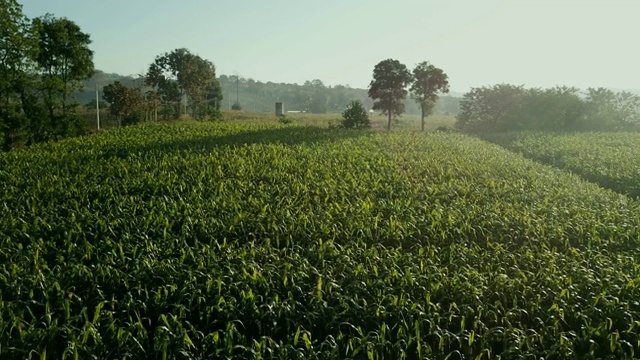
(303, 79, 328, 113)
(456, 84, 527, 132)
(585, 88, 640, 130)
(455, 84, 596, 132)
(368, 59, 412, 130)
(613, 91, 640, 128)
(0, 0, 34, 150)
(144, 90, 161, 122)
(540, 86, 585, 130)
(410, 62, 449, 131)
(329, 85, 350, 112)
(182, 54, 218, 117)
(103, 81, 142, 126)
(146, 48, 219, 119)
(341, 100, 370, 129)
(205, 80, 223, 120)
(32, 14, 94, 137)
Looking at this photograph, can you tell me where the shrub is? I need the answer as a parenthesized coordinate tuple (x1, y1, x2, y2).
(341, 100, 370, 129)
(123, 110, 145, 126)
(278, 115, 293, 124)
(207, 107, 223, 121)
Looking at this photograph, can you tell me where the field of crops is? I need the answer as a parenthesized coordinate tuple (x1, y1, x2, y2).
(218, 110, 456, 131)
(483, 131, 640, 199)
(2, 122, 640, 359)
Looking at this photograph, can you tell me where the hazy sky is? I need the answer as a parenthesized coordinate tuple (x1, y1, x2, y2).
(19, 0, 640, 92)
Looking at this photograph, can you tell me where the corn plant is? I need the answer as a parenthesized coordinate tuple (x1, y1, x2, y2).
(483, 131, 640, 199)
(1, 122, 639, 358)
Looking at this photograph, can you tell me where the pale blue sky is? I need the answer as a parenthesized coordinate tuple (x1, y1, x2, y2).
(19, 0, 640, 92)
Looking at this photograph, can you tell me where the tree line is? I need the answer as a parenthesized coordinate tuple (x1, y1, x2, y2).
(456, 84, 640, 132)
(91, 65, 459, 128)
(0, 1, 94, 150)
(76, 73, 461, 118)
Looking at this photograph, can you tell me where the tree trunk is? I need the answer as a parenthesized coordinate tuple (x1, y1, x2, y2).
(62, 82, 67, 117)
(421, 106, 425, 132)
(387, 110, 392, 131)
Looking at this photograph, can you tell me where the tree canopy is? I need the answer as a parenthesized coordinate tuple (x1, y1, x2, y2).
(32, 14, 94, 136)
(0, 0, 34, 150)
(146, 48, 220, 119)
(103, 81, 142, 126)
(410, 61, 449, 131)
(368, 59, 412, 130)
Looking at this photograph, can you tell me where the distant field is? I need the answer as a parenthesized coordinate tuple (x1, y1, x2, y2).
(1, 122, 640, 358)
(80, 109, 457, 132)
(483, 131, 640, 198)
(221, 110, 456, 131)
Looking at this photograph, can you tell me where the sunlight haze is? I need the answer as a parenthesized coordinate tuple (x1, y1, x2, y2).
(19, 0, 640, 92)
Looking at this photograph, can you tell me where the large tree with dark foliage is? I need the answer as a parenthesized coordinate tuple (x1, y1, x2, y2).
(146, 48, 221, 119)
(103, 81, 142, 126)
(410, 61, 450, 131)
(32, 14, 94, 138)
(368, 59, 412, 130)
(0, 7, 94, 149)
(456, 84, 527, 132)
(0, 0, 34, 150)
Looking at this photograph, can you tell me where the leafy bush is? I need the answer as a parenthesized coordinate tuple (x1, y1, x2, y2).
(122, 110, 145, 126)
(206, 106, 223, 121)
(231, 101, 242, 111)
(278, 115, 293, 124)
(341, 100, 370, 129)
(54, 113, 88, 138)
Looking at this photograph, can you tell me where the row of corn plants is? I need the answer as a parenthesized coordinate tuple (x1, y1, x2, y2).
(1, 122, 640, 358)
(482, 131, 640, 199)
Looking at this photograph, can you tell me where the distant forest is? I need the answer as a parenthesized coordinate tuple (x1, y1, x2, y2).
(78, 70, 461, 116)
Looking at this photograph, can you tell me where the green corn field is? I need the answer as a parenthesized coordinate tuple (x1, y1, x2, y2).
(483, 131, 640, 199)
(1, 122, 640, 359)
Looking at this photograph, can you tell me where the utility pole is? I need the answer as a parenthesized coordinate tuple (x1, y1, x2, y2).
(184, 93, 187, 116)
(236, 76, 239, 105)
(95, 83, 100, 130)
